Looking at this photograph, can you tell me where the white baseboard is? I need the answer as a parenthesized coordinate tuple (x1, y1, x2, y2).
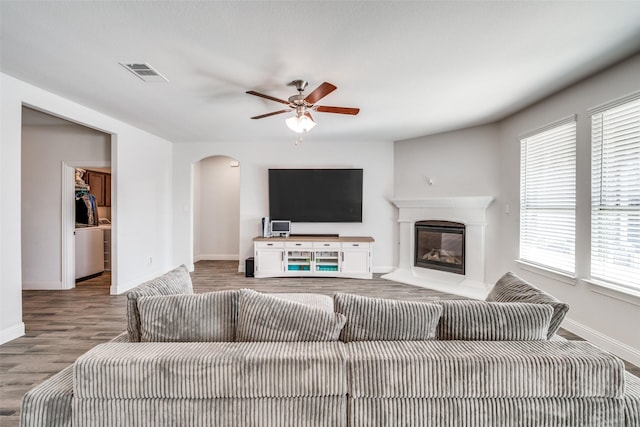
(22, 281, 63, 290)
(194, 254, 239, 262)
(562, 317, 640, 367)
(1, 322, 25, 344)
(373, 265, 394, 274)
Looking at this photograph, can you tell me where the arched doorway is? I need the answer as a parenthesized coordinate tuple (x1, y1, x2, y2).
(193, 155, 241, 263)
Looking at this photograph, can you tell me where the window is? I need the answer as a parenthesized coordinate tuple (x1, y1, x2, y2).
(520, 118, 577, 274)
(591, 95, 640, 291)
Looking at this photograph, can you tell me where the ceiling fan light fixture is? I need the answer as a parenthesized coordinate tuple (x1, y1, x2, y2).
(285, 114, 316, 133)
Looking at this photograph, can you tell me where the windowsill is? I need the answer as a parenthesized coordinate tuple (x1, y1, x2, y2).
(515, 260, 577, 286)
(582, 279, 640, 307)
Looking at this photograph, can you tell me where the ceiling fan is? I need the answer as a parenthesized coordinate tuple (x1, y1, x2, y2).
(246, 80, 360, 134)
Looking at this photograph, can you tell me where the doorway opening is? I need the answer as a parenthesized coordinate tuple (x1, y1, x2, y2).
(192, 156, 241, 265)
(21, 106, 113, 292)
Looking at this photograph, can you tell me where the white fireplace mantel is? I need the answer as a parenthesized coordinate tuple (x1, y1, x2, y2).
(382, 196, 495, 299)
(390, 196, 495, 210)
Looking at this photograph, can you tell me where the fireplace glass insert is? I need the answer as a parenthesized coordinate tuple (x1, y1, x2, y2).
(414, 220, 465, 275)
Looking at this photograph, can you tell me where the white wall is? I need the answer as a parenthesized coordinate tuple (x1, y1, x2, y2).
(494, 53, 640, 364)
(394, 124, 501, 199)
(1, 72, 174, 344)
(21, 123, 110, 289)
(173, 140, 395, 273)
(192, 160, 202, 258)
(194, 156, 240, 261)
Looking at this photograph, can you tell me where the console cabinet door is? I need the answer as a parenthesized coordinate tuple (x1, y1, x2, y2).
(255, 249, 284, 274)
(341, 242, 371, 276)
(255, 242, 285, 275)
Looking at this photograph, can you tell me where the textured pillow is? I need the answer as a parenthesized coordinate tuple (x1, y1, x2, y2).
(334, 293, 443, 342)
(236, 289, 346, 342)
(267, 293, 335, 312)
(437, 300, 553, 341)
(126, 265, 193, 342)
(137, 290, 238, 342)
(486, 272, 569, 339)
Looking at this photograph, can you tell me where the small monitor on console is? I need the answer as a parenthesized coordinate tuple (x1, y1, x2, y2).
(270, 220, 291, 237)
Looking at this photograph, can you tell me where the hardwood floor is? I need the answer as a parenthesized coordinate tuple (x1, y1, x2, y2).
(1, 260, 638, 426)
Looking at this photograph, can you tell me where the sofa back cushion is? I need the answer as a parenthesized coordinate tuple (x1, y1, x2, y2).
(137, 290, 238, 342)
(334, 293, 442, 342)
(486, 272, 569, 339)
(126, 265, 193, 342)
(437, 300, 552, 341)
(266, 293, 334, 311)
(236, 289, 346, 342)
(74, 341, 348, 399)
(346, 340, 625, 399)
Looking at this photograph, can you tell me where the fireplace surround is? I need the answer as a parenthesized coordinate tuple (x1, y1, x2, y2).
(382, 196, 494, 299)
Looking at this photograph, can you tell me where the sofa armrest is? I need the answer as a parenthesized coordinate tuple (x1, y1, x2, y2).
(625, 371, 640, 427)
(20, 365, 73, 427)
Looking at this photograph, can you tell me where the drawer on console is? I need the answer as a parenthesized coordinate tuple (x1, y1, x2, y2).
(313, 242, 341, 249)
(255, 241, 284, 249)
(285, 241, 313, 249)
(342, 242, 370, 249)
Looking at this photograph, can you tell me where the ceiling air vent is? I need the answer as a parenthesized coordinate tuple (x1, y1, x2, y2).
(119, 63, 168, 83)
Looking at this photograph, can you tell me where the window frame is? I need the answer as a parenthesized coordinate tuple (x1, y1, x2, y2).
(589, 93, 640, 293)
(519, 116, 577, 275)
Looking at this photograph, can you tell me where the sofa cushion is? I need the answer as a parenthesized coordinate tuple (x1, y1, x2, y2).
(436, 300, 553, 341)
(126, 265, 193, 342)
(346, 340, 625, 399)
(486, 272, 569, 339)
(73, 341, 348, 399)
(267, 293, 335, 311)
(236, 289, 346, 342)
(137, 290, 238, 342)
(334, 293, 442, 342)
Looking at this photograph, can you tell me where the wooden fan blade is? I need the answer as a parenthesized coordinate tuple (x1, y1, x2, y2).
(304, 112, 315, 122)
(304, 82, 337, 104)
(315, 105, 360, 115)
(250, 109, 290, 119)
(246, 90, 290, 105)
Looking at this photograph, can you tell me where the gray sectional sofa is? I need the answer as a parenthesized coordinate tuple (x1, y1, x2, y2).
(21, 266, 640, 426)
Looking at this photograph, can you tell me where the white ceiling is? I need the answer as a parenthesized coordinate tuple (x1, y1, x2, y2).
(3, 1, 640, 143)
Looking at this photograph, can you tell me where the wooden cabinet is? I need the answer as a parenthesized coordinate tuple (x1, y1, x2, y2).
(105, 174, 111, 207)
(253, 236, 373, 279)
(86, 170, 111, 207)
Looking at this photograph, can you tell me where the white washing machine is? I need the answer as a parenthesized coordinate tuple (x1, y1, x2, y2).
(75, 226, 104, 280)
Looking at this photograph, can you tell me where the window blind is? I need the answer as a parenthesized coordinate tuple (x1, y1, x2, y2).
(591, 96, 640, 290)
(520, 120, 576, 274)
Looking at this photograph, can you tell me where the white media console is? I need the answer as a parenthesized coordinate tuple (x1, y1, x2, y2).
(253, 235, 374, 279)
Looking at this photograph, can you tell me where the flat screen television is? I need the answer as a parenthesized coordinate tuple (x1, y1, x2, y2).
(269, 168, 363, 223)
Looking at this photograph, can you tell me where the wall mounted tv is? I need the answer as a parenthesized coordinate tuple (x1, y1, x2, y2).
(269, 168, 363, 223)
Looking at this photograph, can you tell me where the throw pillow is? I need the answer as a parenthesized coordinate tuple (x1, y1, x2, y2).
(137, 290, 239, 342)
(126, 264, 193, 342)
(236, 289, 346, 342)
(437, 300, 553, 341)
(334, 293, 443, 342)
(486, 272, 569, 339)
